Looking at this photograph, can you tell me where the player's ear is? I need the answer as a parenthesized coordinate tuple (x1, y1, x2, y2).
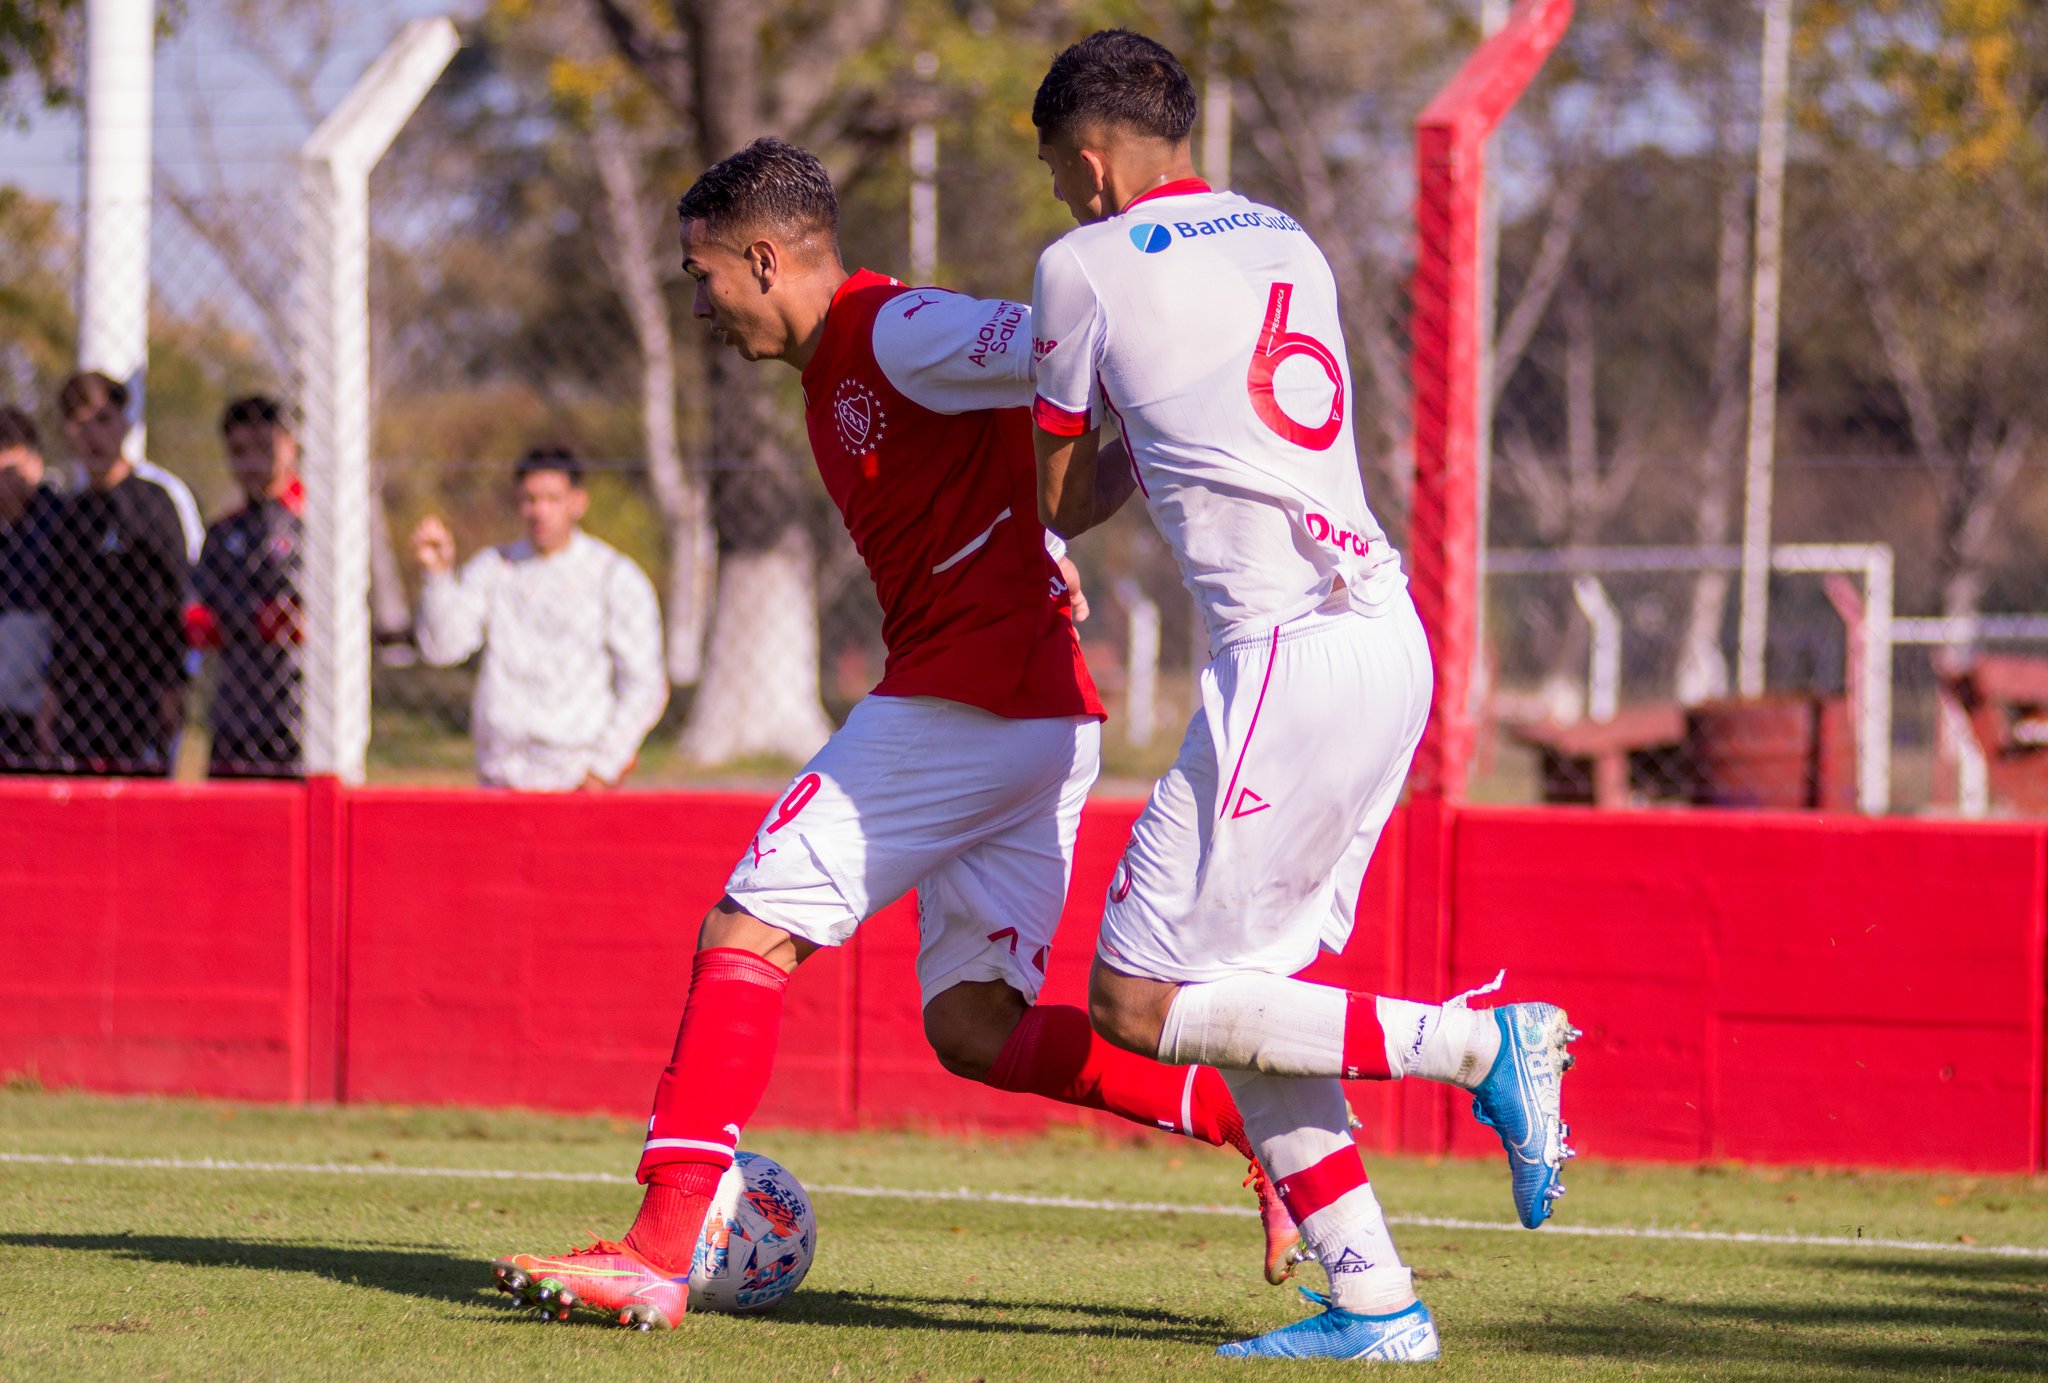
(1078, 147, 1109, 198)
(748, 237, 780, 292)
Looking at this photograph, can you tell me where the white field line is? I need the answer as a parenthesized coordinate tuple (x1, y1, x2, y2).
(4, 1151, 2044, 1262)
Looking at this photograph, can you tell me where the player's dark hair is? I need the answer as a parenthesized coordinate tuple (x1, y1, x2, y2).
(675, 136, 841, 252)
(0, 405, 39, 452)
(59, 370, 128, 420)
(514, 444, 585, 488)
(1032, 29, 1198, 145)
(221, 395, 293, 434)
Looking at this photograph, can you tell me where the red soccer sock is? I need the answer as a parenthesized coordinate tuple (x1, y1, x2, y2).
(624, 1160, 727, 1275)
(1342, 990, 1395, 1081)
(630, 946, 789, 1268)
(984, 1004, 1254, 1159)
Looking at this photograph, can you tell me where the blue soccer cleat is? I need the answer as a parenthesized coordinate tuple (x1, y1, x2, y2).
(1217, 1289, 1440, 1361)
(1470, 1002, 1580, 1229)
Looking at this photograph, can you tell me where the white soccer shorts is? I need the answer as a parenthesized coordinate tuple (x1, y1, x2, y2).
(1097, 595, 1431, 983)
(725, 694, 1101, 1006)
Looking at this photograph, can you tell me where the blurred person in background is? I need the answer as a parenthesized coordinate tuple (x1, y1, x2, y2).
(410, 445, 667, 790)
(188, 396, 304, 780)
(58, 370, 203, 565)
(45, 373, 190, 775)
(0, 406, 60, 770)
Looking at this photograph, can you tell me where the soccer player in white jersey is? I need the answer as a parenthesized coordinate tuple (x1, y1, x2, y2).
(1028, 31, 1581, 1361)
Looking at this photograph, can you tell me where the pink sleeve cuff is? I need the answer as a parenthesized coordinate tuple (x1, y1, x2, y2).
(1032, 395, 1091, 437)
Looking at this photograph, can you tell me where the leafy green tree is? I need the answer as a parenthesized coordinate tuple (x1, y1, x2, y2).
(0, 0, 80, 118)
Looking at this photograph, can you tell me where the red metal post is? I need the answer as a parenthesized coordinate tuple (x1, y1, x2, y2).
(1403, 0, 1573, 1152)
(1409, 0, 1575, 800)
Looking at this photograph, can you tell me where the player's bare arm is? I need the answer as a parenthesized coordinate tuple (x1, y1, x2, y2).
(1034, 427, 1136, 539)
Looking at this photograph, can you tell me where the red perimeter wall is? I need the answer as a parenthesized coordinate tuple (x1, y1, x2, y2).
(2, 779, 2042, 1173)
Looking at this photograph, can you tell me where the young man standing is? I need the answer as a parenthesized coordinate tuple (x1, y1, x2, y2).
(412, 447, 669, 791)
(47, 373, 190, 775)
(189, 396, 306, 780)
(489, 137, 1296, 1330)
(1028, 31, 1579, 1361)
(0, 406, 60, 769)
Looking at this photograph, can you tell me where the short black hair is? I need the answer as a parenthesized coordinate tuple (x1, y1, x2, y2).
(675, 136, 840, 250)
(514, 444, 584, 488)
(1033, 29, 1198, 145)
(59, 370, 128, 420)
(221, 395, 293, 434)
(0, 406, 38, 452)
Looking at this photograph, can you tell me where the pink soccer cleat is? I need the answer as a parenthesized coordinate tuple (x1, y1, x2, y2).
(1245, 1160, 1311, 1285)
(489, 1239, 689, 1330)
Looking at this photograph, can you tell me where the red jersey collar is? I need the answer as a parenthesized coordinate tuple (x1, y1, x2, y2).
(803, 268, 902, 391)
(278, 474, 305, 517)
(1123, 177, 1213, 212)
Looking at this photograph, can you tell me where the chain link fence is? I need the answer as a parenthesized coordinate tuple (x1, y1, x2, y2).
(3, 2, 2045, 813)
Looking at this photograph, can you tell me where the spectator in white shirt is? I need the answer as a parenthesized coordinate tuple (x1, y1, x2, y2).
(411, 446, 667, 791)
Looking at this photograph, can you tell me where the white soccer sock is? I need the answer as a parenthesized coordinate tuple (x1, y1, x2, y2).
(1375, 995, 1500, 1090)
(1156, 974, 1346, 1075)
(1304, 1185, 1415, 1315)
(1220, 1069, 1414, 1316)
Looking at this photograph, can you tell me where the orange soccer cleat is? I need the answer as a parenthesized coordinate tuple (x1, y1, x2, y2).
(489, 1239, 689, 1330)
(1246, 1160, 1311, 1285)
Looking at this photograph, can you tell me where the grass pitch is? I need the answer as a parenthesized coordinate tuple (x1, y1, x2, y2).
(0, 1090, 2042, 1381)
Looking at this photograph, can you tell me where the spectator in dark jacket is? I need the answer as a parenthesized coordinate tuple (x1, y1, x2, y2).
(46, 373, 189, 775)
(189, 396, 304, 779)
(0, 406, 60, 769)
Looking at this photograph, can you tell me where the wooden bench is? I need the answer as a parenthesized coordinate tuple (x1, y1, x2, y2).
(1507, 703, 1690, 807)
(1941, 654, 2048, 814)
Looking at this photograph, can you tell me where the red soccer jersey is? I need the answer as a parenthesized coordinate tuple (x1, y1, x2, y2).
(800, 269, 1104, 721)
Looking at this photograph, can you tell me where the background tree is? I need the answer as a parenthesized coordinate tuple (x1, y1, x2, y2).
(0, 0, 82, 119)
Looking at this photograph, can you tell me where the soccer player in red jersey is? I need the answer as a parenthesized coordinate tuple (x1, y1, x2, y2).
(489, 136, 1299, 1330)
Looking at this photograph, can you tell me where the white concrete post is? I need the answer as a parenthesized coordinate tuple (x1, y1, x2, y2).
(1736, 0, 1794, 697)
(79, 0, 154, 455)
(908, 52, 939, 284)
(1117, 579, 1161, 748)
(1201, 0, 1233, 189)
(296, 17, 460, 782)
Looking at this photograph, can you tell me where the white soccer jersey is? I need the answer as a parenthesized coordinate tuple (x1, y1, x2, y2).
(1031, 179, 1401, 651)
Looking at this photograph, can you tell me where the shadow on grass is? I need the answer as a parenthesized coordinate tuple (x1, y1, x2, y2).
(766, 1288, 1234, 1344)
(1511, 1253, 2047, 1377)
(4, 1232, 489, 1306)
(2, 1234, 1234, 1343)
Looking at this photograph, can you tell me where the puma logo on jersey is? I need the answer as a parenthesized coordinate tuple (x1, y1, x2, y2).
(900, 294, 938, 319)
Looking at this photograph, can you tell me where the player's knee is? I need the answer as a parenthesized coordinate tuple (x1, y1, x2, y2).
(1087, 961, 1167, 1057)
(696, 897, 811, 974)
(923, 980, 1026, 1081)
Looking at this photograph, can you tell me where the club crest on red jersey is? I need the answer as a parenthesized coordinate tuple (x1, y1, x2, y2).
(832, 378, 888, 457)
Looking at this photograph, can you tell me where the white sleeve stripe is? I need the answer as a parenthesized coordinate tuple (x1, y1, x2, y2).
(642, 1137, 736, 1158)
(931, 506, 1013, 573)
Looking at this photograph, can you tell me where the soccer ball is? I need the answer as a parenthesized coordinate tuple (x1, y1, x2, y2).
(686, 1150, 816, 1313)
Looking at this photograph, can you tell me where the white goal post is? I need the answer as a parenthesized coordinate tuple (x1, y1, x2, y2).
(1487, 543, 1895, 814)
(296, 18, 461, 782)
